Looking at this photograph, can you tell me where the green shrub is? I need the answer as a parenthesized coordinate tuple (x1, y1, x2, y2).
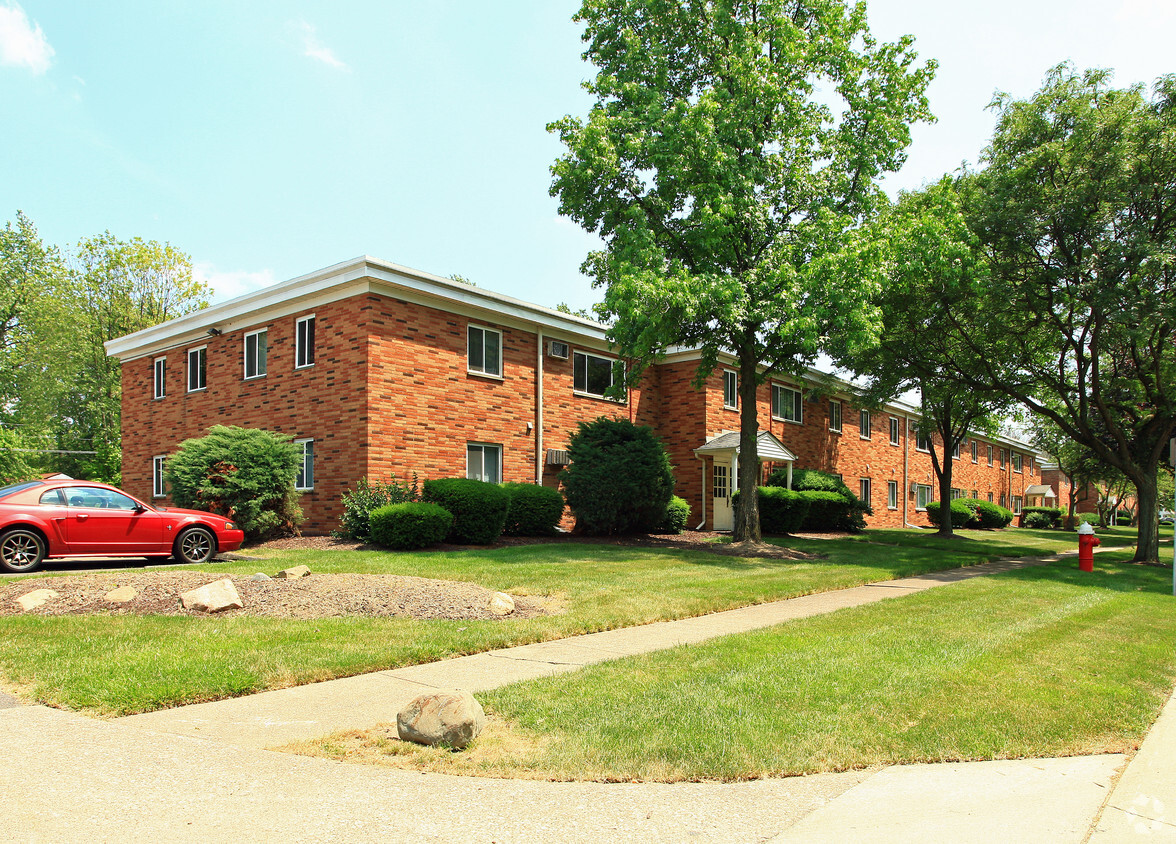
(924, 499, 979, 528)
(164, 425, 303, 540)
(369, 501, 453, 550)
(794, 490, 849, 531)
(1023, 511, 1054, 529)
(1116, 509, 1134, 524)
(959, 498, 1014, 528)
(422, 477, 510, 544)
(748, 487, 810, 535)
(658, 496, 691, 534)
(1020, 506, 1062, 528)
(560, 417, 675, 535)
(502, 482, 565, 536)
(768, 469, 869, 532)
(335, 473, 419, 542)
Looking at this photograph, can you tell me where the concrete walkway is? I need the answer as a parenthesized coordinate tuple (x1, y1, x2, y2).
(3, 549, 1172, 842)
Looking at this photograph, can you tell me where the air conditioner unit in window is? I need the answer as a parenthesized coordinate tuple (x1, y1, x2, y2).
(548, 340, 569, 360)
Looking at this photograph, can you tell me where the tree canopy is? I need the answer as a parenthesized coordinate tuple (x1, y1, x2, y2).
(550, 0, 935, 540)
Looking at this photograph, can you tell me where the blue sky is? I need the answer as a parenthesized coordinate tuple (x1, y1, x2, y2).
(2, 1, 1173, 313)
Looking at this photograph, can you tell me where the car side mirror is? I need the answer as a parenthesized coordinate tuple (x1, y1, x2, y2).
(133, 503, 146, 514)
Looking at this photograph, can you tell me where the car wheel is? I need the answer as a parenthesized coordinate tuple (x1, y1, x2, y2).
(0, 528, 47, 573)
(175, 527, 216, 565)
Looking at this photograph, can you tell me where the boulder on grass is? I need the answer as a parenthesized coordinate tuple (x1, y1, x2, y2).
(397, 690, 486, 749)
(488, 592, 515, 616)
(180, 578, 243, 613)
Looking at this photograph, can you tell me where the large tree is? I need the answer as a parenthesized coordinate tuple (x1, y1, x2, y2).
(953, 66, 1176, 562)
(550, 0, 935, 540)
(836, 183, 1010, 537)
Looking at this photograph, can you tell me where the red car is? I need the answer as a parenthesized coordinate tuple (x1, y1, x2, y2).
(0, 479, 245, 573)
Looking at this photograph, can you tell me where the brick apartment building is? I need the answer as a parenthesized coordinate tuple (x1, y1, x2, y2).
(105, 256, 1051, 534)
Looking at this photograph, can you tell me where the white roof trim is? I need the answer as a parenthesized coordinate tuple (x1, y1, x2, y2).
(694, 430, 797, 462)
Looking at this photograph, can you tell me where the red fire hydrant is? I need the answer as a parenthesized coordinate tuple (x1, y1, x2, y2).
(1077, 522, 1100, 572)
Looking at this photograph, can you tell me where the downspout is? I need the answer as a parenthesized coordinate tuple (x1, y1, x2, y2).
(536, 331, 544, 485)
(903, 412, 918, 528)
(695, 454, 707, 530)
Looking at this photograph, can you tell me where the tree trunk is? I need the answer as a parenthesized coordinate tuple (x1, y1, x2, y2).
(1133, 469, 1160, 563)
(936, 448, 954, 538)
(732, 353, 762, 543)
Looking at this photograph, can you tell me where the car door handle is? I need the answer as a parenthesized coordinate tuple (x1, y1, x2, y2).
(76, 514, 89, 521)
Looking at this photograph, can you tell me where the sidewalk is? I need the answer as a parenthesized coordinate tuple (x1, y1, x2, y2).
(3, 549, 1172, 842)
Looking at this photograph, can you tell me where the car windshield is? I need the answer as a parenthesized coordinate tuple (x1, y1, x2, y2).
(0, 480, 43, 500)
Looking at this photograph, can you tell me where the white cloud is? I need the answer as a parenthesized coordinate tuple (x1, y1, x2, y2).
(0, 1, 53, 74)
(194, 263, 279, 304)
(290, 19, 349, 71)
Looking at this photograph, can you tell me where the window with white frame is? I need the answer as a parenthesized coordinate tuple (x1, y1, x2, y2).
(916, 484, 934, 511)
(829, 400, 842, 433)
(467, 442, 502, 484)
(772, 384, 802, 423)
(1012, 495, 1023, 514)
(859, 478, 871, 506)
(952, 440, 961, 459)
(859, 409, 871, 439)
(294, 439, 314, 490)
(889, 417, 900, 446)
(153, 357, 166, 399)
(999, 448, 1007, 467)
(244, 329, 267, 379)
(295, 314, 316, 369)
(187, 346, 206, 392)
(152, 455, 166, 498)
(987, 444, 994, 466)
(1013, 453, 1023, 473)
(988, 492, 994, 503)
(972, 440, 978, 462)
(1000, 493, 1007, 508)
(916, 431, 932, 453)
(950, 487, 962, 500)
(971, 489, 978, 499)
(722, 370, 738, 410)
(887, 480, 898, 509)
(467, 324, 502, 377)
(573, 350, 618, 399)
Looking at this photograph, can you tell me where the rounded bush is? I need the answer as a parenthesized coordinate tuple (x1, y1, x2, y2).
(559, 417, 675, 535)
(422, 477, 510, 545)
(796, 490, 851, 531)
(658, 496, 691, 534)
(1020, 506, 1062, 528)
(960, 498, 1013, 528)
(924, 499, 978, 528)
(754, 487, 811, 535)
(502, 482, 565, 536)
(336, 473, 419, 542)
(1023, 511, 1054, 529)
(767, 469, 868, 532)
(369, 501, 453, 550)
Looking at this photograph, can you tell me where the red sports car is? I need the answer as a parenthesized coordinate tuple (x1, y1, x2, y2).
(0, 479, 245, 573)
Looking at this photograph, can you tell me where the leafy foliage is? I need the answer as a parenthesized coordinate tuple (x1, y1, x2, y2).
(369, 502, 453, 550)
(1020, 507, 1062, 529)
(960, 498, 1014, 529)
(335, 473, 419, 542)
(1023, 512, 1054, 529)
(0, 428, 35, 484)
(550, 0, 934, 541)
(773, 468, 870, 532)
(924, 499, 978, 529)
(422, 478, 510, 545)
(559, 417, 675, 535)
(164, 425, 303, 540)
(658, 495, 691, 534)
(738, 487, 809, 535)
(501, 482, 566, 537)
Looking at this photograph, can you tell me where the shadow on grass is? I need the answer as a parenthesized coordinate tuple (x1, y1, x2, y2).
(989, 551, 1176, 595)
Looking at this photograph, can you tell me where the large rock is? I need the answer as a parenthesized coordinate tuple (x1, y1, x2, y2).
(275, 565, 311, 580)
(397, 690, 486, 749)
(180, 578, 243, 613)
(104, 586, 138, 604)
(15, 589, 58, 612)
(488, 592, 515, 616)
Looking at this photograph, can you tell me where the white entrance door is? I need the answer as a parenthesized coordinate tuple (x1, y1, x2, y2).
(713, 460, 733, 531)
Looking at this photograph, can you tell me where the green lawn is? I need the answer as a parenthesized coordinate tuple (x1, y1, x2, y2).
(0, 527, 1160, 716)
(298, 550, 1176, 782)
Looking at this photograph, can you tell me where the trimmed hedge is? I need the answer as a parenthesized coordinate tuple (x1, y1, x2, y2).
(925, 499, 978, 528)
(1020, 506, 1062, 528)
(501, 482, 565, 536)
(422, 477, 510, 545)
(659, 496, 691, 534)
(560, 417, 675, 535)
(757, 487, 811, 535)
(369, 501, 453, 550)
(960, 498, 1014, 528)
(766, 468, 869, 532)
(796, 490, 853, 531)
(1023, 511, 1054, 529)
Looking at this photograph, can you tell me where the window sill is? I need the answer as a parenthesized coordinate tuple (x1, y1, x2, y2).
(187, 387, 207, 394)
(860, 435, 871, 441)
(829, 428, 842, 435)
(295, 364, 315, 371)
(153, 396, 166, 401)
(887, 506, 898, 511)
(772, 416, 803, 425)
(295, 487, 314, 492)
(244, 374, 267, 382)
(573, 390, 625, 404)
(723, 404, 738, 412)
(889, 441, 900, 447)
(468, 370, 504, 382)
